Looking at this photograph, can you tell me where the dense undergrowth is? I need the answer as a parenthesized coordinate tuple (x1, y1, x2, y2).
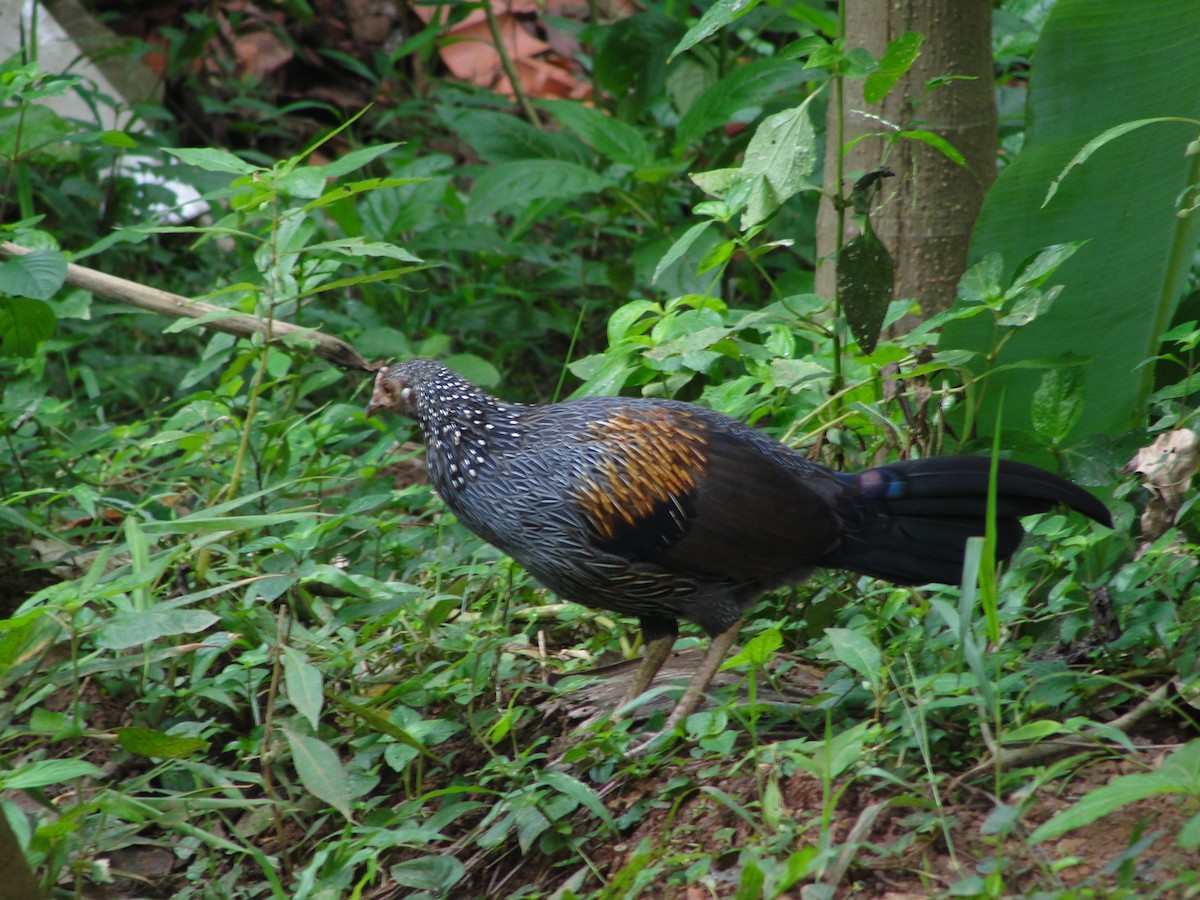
(2, 0, 1200, 898)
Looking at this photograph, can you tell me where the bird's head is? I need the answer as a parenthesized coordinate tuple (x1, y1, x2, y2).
(365, 364, 421, 419)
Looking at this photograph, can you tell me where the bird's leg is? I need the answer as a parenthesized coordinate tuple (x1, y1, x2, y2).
(616, 633, 675, 713)
(628, 621, 742, 757)
(615, 616, 678, 716)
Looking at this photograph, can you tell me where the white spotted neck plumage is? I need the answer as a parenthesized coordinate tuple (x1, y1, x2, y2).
(410, 364, 525, 492)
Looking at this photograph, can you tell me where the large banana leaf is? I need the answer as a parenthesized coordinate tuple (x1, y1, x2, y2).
(942, 0, 1200, 443)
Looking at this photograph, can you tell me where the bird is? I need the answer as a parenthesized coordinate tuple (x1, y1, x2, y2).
(366, 358, 1112, 748)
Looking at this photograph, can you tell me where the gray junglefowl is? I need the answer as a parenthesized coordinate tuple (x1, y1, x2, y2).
(367, 359, 1111, 748)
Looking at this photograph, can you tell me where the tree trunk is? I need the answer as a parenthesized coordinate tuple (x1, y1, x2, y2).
(816, 0, 997, 324)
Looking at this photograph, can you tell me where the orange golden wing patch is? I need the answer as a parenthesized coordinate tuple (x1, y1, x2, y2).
(573, 408, 710, 548)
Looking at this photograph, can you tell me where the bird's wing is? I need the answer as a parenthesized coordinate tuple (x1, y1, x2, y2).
(569, 405, 840, 580)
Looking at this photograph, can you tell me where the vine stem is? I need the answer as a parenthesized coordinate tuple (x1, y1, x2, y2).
(830, 0, 848, 406)
(483, 1, 541, 126)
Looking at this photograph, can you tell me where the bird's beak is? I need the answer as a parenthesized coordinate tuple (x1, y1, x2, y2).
(365, 368, 389, 418)
(365, 395, 386, 418)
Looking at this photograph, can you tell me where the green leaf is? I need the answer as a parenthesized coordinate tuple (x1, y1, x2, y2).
(390, 856, 465, 892)
(1031, 771, 1177, 842)
(899, 128, 967, 168)
(1031, 362, 1085, 444)
(166, 146, 260, 175)
(540, 99, 652, 167)
(670, 0, 765, 62)
(115, 727, 211, 759)
(943, 0, 1200, 441)
(725, 626, 782, 668)
(1, 759, 103, 789)
(676, 59, 805, 149)
(538, 770, 615, 827)
(441, 107, 586, 164)
(0, 296, 55, 357)
(864, 31, 923, 104)
(468, 160, 613, 220)
(0, 249, 67, 299)
(1179, 811, 1200, 850)
(315, 142, 402, 178)
(724, 92, 820, 229)
(594, 12, 684, 116)
(281, 647, 324, 730)
(283, 728, 355, 820)
(96, 608, 219, 650)
(824, 628, 882, 689)
(654, 221, 715, 284)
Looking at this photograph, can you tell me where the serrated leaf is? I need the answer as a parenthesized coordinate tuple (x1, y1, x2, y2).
(1031, 363, 1084, 444)
(115, 726, 211, 759)
(283, 728, 354, 820)
(468, 160, 613, 220)
(735, 94, 820, 229)
(281, 647, 324, 730)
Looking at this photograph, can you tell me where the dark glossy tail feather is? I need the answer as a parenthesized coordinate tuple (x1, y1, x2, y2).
(825, 456, 1111, 586)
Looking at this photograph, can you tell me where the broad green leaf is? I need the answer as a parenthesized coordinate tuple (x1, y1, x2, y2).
(654, 221, 715, 284)
(441, 107, 586, 165)
(390, 856, 465, 892)
(96, 608, 219, 650)
(540, 99, 652, 167)
(0, 296, 55, 357)
(0, 249, 67, 299)
(725, 626, 782, 668)
(670, 0, 764, 62)
(899, 128, 967, 168)
(824, 628, 882, 689)
(864, 31, 923, 104)
(729, 93, 820, 229)
(301, 177, 427, 212)
(1031, 770, 1179, 843)
(1, 759, 103, 789)
(283, 728, 355, 820)
(468, 160, 613, 220)
(943, 0, 1200, 442)
(538, 770, 614, 827)
(1031, 363, 1085, 445)
(315, 142, 402, 178)
(594, 12, 683, 117)
(281, 647, 324, 730)
(676, 59, 805, 149)
(166, 147, 260, 175)
(115, 727, 210, 759)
